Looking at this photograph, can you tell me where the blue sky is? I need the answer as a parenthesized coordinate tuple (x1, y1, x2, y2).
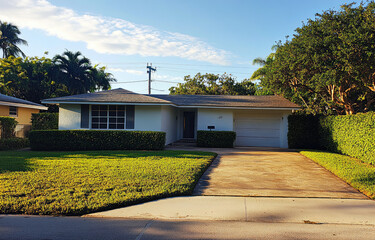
(0, 0, 346, 94)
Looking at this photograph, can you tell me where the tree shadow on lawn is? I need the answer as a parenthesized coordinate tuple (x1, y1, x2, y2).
(0, 150, 216, 173)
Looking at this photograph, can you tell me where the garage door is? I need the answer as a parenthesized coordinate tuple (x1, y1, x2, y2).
(234, 113, 281, 147)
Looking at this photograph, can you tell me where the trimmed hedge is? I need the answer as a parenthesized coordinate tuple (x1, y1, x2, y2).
(197, 130, 236, 148)
(0, 117, 17, 139)
(288, 115, 319, 149)
(31, 113, 58, 130)
(29, 130, 166, 151)
(0, 138, 29, 150)
(319, 112, 375, 165)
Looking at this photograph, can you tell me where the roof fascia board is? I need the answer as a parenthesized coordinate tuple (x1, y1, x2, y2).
(175, 105, 300, 110)
(42, 101, 177, 107)
(0, 101, 48, 110)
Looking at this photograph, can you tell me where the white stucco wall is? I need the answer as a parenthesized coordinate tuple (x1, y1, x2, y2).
(134, 105, 162, 131)
(161, 106, 178, 144)
(58, 104, 81, 130)
(197, 108, 234, 131)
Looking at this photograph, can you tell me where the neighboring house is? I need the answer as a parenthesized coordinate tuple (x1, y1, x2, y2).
(42, 88, 300, 148)
(0, 93, 48, 137)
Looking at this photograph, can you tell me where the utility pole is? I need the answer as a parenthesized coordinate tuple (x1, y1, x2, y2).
(147, 63, 156, 94)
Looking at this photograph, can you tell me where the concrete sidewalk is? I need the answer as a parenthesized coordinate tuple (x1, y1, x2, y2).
(86, 196, 375, 225)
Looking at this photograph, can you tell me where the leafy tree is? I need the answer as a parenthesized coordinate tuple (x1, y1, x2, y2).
(169, 73, 264, 95)
(0, 21, 28, 58)
(255, 2, 375, 114)
(53, 50, 115, 95)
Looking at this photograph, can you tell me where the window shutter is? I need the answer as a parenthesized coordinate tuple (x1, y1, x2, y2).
(126, 105, 135, 129)
(81, 105, 89, 128)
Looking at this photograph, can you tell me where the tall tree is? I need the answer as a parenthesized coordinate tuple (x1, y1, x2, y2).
(254, 2, 375, 114)
(0, 21, 28, 58)
(169, 73, 268, 95)
(53, 50, 115, 95)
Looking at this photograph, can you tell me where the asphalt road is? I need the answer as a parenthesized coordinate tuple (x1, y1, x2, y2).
(1, 215, 375, 240)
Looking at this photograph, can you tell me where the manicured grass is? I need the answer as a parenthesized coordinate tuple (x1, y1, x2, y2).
(0, 150, 216, 216)
(300, 150, 375, 199)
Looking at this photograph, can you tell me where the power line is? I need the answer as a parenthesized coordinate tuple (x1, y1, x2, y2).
(112, 80, 148, 84)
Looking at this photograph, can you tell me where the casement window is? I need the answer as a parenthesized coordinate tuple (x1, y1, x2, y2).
(91, 105, 125, 129)
(9, 106, 17, 117)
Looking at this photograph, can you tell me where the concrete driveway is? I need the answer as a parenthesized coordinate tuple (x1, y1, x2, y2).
(191, 147, 365, 199)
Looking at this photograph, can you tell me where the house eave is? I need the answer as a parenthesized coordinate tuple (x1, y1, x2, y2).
(41, 101, 176, 107)
(0, 101, 48, 110)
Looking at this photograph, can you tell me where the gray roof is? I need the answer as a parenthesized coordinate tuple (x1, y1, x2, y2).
(0, 93, 48, 110)
(42, 88, 300, 109)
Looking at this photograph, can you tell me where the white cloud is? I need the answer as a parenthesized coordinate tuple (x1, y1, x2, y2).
(0, 0, 230, 65)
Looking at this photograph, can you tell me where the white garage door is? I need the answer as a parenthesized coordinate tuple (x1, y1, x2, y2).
(234, 113, 281, 147)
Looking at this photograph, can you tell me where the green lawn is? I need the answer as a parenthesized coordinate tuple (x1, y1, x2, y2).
(0, 150, 216, 216)
(300, 150, 375, 199)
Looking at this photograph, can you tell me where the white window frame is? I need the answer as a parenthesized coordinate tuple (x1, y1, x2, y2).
(9, 106, 18, 117)
(90, 105, 126, 130)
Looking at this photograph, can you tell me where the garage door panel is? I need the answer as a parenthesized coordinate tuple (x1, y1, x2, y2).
(236, 129, 280, 138)
(234, 113, 281, 147)
(236, 136, 280, 147)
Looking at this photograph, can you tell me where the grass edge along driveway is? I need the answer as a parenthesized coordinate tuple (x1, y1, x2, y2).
(300, 150, 375, 199)
(0, 150, 217, 216)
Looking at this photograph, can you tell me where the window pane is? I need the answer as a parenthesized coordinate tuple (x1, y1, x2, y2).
(92, 117, 99, 123)
(109, 124, 116, 129)
(100, 118, 107, 124)
(117, 124, 124, 129)
(118, 106, 125, 111)
(92, 105, 99, 110)
(109, 111, 116, 116)
(117, 111, 125, 117)
(92, 123, 99, 129)
(109, 105, 116, 111)
(109, 118, 116, 123)
(117, 118, 124, 123)
(92, 111, 99, 116)
(100, 105, 108, 111)
(99, 124, 107, 129)
(100, 111, 107, 116)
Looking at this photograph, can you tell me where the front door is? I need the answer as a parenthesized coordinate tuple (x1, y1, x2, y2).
(183, 111, 195, 138)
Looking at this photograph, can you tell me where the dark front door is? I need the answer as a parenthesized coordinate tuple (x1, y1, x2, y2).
(183, 111, 195, 138)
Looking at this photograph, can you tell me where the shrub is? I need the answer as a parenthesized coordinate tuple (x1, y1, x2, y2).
(29, 130, 166, 151)
(31, 113, 58, 130)
(0, 138, 29, 150)
(197, 130, 236, 148)
(288, 114, 320, 149)
(319, 112, 375, 165)
(0, 117, 17, 139)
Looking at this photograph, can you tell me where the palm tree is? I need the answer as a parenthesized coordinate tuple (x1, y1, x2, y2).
(53, 50, 115, 95)
(0, 21, 28, 58)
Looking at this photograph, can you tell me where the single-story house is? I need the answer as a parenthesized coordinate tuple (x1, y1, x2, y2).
(42, 88, 300, 148)
(0, 93, 48, 137)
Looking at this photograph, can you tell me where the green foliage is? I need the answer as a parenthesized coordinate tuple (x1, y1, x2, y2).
(319, 112, 375, 165)
(53, 50, 116, 95)
(300, 150, 375, 199)
(287, 115, 320, 149)
(31, 113, 58, 130)
(0, 117, 17, 139)
(0, 138, 29, 150)
(197, 130, 236, 148)
(255, 2, 375, 114)
(0, 51, 116, 106)
(29, 130, 166, 151)
(0, 21, 28, 58)
(169, 73, 271, 96)
(0, 150, 216, 215)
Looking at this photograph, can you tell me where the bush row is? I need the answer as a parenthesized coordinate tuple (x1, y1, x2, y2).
(197, 130, 236, 148)
(0, 138, 29, 150)
(288, 112, 375, 165)
(29, 130, 166, 151)
(31, 113, 58, 130)
(0, 117, 17, 139)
